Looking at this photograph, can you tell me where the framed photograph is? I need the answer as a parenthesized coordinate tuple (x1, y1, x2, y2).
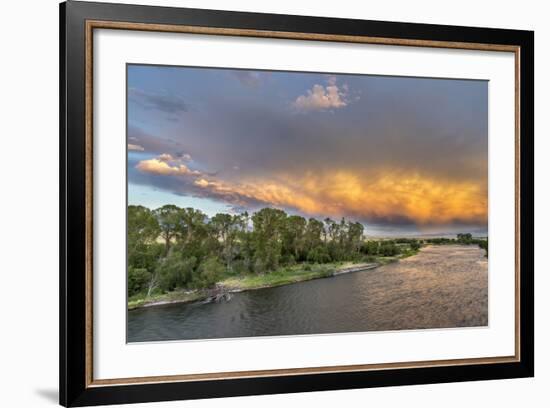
(60, 1, 534, 406)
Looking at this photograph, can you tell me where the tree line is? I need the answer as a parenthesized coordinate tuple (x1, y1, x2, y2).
(127, 205, 387, 297)
(424, 233, 488, 255)
(127, 204, 484, 298)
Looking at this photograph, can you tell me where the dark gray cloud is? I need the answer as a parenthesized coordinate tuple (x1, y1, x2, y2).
(129, 88, 188, 114)
(157, 93, 487, 186)
(128, 68, 488, 231)
(127, 125, 187, 155)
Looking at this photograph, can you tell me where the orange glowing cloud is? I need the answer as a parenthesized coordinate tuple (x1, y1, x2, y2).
(136, 152, 486, 226)
(190, 169, 487, 226)
(136, 155, 201, 177)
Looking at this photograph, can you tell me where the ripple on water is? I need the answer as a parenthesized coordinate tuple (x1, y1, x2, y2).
(128, 245, 488, 342)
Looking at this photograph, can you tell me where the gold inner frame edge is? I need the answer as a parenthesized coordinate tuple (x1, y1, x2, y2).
(84, 19, 521, 388)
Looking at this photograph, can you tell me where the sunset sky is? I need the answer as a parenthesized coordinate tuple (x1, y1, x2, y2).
(127, 64, 488, 236)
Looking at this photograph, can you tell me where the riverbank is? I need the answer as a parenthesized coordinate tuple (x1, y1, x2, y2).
(128, 289, 207, 310)
(128, 245, 486, 342)
(221, 261, 378, 292)
(128, 256, 406, 310)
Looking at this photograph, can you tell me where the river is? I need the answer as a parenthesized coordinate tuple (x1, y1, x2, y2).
(127, 245, 488, 342)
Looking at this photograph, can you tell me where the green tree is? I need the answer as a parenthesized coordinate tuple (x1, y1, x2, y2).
(337, 218, 348, 248)
(325, 217, 339, 241)
(251, 208, 287, 272)
(282, 215, 307, 261)
(304, 218, 324, 252)
(347, 221, 365, 256)
(178, 207, 208, 245)
(237, 212, 255, 273)
(323, 217, 332, 243)
(128, 205, 160, 249)
(307, 245, 331, 263)
(211, 212, 246, 270)
(128, 267, 152, 297)
(362, 240, 379, 255)
(153, 204, 181, 255)
(457, 233, 473, 243)
(195, 257, 225, 288)
(156, 251, 196, 292)
(379, 241, 399, 256)
(127, 206, 162, 295)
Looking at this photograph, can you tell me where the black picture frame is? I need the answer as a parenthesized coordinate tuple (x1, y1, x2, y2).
(60, 1, 534, 406)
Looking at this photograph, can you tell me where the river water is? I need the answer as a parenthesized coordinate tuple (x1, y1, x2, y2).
(127, 245, 488, 342)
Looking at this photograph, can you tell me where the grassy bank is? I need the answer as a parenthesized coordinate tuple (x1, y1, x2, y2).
(127, 253, 416, 310)
(128, 289, 207, 310)
(221, 262, 343, 291)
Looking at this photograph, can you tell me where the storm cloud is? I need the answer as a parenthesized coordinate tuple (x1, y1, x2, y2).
(127, 65, 488, 234)
(129, 87, 188, 114)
